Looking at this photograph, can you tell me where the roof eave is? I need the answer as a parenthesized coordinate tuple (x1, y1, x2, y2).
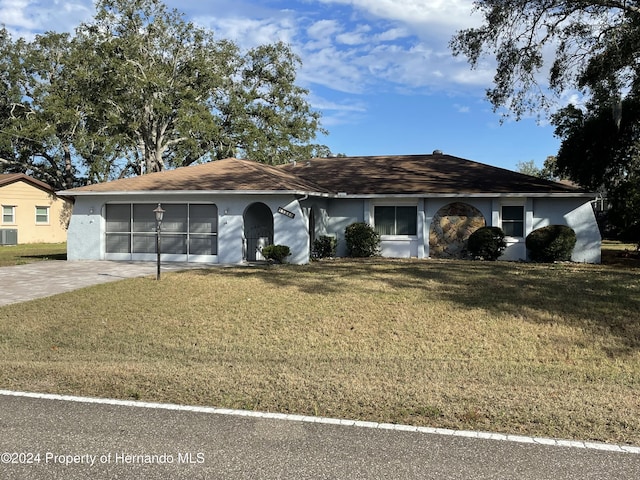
(323, 192, 596, 199)
(57, 189, 332, 197)
(58, 190, 594, 199)
(2, 175, 56, 194)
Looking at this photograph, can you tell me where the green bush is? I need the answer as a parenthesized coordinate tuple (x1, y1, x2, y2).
(261, 244, 291, 263)
(345, 222, 380, 257)
(312, 235, 337, 259)
(467, 226, 507, 261)
(526, 225, 577, 262)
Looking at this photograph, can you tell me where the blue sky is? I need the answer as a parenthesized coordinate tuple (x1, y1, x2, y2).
(0, 0, 562, 171)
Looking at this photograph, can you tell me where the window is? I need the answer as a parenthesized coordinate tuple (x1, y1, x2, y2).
(2, 205, 15, 224)
(105, 203, 218, 256)
(374, 206, 417, 235)
(502, 206, 524, 237)
(35, 206, 50, 224)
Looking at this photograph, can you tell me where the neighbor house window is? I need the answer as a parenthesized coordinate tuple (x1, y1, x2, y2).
(105, 203, 218, 256)
(2, 205, 15, 224)
(502, 205, 524, 237)
(374, 206, 417, 235)
(35, 206, 49, 224)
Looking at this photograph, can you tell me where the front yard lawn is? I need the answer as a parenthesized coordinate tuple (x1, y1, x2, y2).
(0, 257, 638, 445)
(0, 243, 66, 267)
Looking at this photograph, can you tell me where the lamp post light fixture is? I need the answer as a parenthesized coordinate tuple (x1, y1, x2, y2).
(153, 203, 165, 280)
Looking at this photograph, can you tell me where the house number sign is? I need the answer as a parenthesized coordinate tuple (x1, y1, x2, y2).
(277, 207, 295, 218)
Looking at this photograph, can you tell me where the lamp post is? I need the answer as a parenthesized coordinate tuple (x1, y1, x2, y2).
(153, 203, 165, 280)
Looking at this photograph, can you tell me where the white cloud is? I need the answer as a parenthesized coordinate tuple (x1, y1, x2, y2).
(192, 0, 488, 95)
(197, 15, 297, 49)
(375, 27, 409, 42)
(0, 0, 36, 29)
(314, 0, 480, 31)
(309, 94, 368, 126)
(336, 32, 370, 45)
(0, 0, 92, 37)
(308, 19, 341, 40)
(298, 45, 366, 93)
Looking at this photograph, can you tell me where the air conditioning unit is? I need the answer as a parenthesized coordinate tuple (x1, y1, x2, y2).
(0, 229, 18, 245)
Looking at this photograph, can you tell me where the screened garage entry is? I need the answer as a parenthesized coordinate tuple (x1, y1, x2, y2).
(105, 203, 218, 262)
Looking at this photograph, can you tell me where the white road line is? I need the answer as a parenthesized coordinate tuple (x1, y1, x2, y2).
(1, 389, 638, 454)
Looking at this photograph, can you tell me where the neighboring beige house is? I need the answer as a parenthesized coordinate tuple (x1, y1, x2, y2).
(0, 174, 73, 244)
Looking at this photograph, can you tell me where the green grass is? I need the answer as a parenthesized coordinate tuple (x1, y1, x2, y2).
(601, 240, 639, 268)
(0, 243, 66, 266)
(0, 253, 639, 445)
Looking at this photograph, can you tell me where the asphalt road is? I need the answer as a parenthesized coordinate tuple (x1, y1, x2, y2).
(1, 393, 639, 480)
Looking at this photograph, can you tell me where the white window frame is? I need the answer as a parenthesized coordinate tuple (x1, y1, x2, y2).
(372, 202, 418, 238)
(501, 204, 525, 238)
(35, 205, 50, 225)
(2, 205, 15, 224)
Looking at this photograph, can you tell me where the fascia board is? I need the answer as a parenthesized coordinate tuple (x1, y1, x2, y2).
(322, 192, 597, 199)
(56, 189, 594, 199)
(56, 189, 331, 197)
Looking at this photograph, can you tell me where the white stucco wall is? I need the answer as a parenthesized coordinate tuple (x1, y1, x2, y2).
(272, 197, 310, 265)
(67, 193, 311, 264)
(324, 199, 366, 257)
(66, 197, 103, 260)
(423, 197, 600, 263)
(67, 193, 601, 265)
(531, 198, 601, 263)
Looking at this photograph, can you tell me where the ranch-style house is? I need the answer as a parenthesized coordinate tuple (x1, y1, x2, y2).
(58, 152, 601, 264)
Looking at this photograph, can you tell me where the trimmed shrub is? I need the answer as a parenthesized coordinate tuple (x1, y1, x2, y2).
(526, 225, 577, 262)
(312, 235, 337, 259)
(261, 244, 291, 263)
(467, 226, 507, 261)
(345, 222, 380, 257)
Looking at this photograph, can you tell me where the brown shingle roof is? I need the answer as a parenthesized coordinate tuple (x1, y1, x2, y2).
(59, 153, 588, 197)
(280, 153, 585, 195)
(62, 158, 328, 194)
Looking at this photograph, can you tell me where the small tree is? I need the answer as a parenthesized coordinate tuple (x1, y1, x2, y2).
(345, 223, 380, 258)
(467, 226, 507, 261)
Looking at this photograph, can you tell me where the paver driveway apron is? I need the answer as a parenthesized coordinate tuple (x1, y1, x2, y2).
(0, 261, 197, 307)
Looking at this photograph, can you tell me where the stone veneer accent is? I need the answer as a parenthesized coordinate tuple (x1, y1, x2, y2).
(429, 202, 486, 259)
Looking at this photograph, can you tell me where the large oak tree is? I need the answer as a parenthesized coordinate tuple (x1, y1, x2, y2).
(451, 0, 640, 238)
(450, 0, 640, 119)
(0, 0, 328, 188)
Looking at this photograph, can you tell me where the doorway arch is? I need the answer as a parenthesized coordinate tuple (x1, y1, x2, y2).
(429, 202, 486, 259)
(244, 202, 273, 261)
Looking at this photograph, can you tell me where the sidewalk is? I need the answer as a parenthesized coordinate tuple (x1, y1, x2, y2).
(0, 260, 203, 307)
